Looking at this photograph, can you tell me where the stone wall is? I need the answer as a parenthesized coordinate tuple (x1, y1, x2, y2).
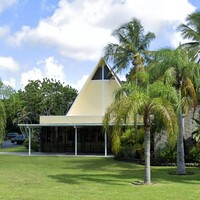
(184, 105, 200, 139)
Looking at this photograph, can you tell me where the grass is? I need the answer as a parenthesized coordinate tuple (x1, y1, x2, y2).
(0, 154, 200, 200)
(0, 145, 27, 152)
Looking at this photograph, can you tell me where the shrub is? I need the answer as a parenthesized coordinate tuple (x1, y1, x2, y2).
(114, 128, 144, 161)
(23, 138, 39, 151)
(154, 144, 176, 163)
(187, 146, 200, 163)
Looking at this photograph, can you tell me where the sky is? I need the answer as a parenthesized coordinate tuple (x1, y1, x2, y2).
(0, 0, 199, 91)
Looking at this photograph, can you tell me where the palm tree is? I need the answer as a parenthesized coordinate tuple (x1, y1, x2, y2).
(16, 107, 32, 136)
(0, 100, 6, 145)
(104, 18, 155, 135)
(148, 47, 197, 174)
(104, 18, 155, 83)
(178, 11, 200, 63)
(103, 81, 178, 184)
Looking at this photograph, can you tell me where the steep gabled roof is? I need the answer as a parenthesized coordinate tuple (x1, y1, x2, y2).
(66, 58, 121, 117)
(39, 58, 121, 125)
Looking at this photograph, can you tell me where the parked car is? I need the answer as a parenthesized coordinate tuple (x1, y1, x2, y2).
(6, 132, 18, 140)
(11, 134, 25, 144)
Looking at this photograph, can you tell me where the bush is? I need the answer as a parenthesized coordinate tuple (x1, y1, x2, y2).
(115, 146, 135, 160)
(23, 138, 39, 152)
(154, 144, 176, 163)
(187, 146, 200, 163)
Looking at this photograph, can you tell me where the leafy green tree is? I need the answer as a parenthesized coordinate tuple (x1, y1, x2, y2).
(178, 11, 200, 63)
(104, 81, 178, 184)
(0, 100, 6, 145)
(104, 18, 155, 83)
(18, 78, 78, 123)
(38, 78, 77, 115)
(0, 80, 17, 134)
(4, 92, 22, 132)
(149, 47, 197, 174)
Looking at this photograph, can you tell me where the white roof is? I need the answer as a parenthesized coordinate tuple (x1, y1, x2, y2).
(39, 58, 121, 125)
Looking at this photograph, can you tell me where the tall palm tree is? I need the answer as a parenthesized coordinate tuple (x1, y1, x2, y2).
(178, 11, 200, 63)
(148, 47, 197, 174)
(104, 18, 155, 135)
(103, 81, 178, 185)
(0, 100, 6, 145)
(104, 18, 155, 83)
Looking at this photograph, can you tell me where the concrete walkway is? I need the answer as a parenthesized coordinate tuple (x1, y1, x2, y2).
(1, 140, 113, 157)
(0, 151, 113, 157)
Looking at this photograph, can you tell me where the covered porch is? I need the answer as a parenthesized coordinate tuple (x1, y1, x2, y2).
(19, 122, 111, 157)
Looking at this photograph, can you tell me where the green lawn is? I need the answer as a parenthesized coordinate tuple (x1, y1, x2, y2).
(0, 145, 27, 152)
(0, 155, 200, 200)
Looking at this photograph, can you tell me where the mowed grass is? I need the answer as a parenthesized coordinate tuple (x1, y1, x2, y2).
(0, 145, 27, 152)
(0, 155, 200, 200)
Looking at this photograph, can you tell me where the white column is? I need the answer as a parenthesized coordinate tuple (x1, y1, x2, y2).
(75, 126, 77, 156)
(104, 131, 107, 157)
(28, 127, 31, 156)
(102, 64, 105, 116)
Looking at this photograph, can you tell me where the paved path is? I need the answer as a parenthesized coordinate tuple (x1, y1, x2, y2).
(0, 151, 113, 157)
(0, 140, 113, 157)
(2, 140, 16, 148)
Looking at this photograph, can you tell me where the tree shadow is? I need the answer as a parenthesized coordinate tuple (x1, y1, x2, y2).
(152, 167, 200, 185)
(48, 157, 200, 186)
(49, 173, 133, 186)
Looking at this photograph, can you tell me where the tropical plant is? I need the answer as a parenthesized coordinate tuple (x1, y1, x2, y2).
(178, 11, 200, 63)
(192, 110, 200, 143)
(104, 18, 155, 136)
(104, 17, 155, 83)
(103, 81, 178, 184)
(148, 47, 197, 174)
(178, 11, 200, 100)
(115, 128, 145, 160)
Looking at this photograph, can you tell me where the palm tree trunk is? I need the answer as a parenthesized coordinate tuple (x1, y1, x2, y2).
(144, 126, 151, 184)
(176, 90, 186, 174)
(134, 114, 138, 134)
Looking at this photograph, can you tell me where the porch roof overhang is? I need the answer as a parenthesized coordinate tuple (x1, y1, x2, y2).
(18, 115, 105, 128)
(18, 123, 103, 128)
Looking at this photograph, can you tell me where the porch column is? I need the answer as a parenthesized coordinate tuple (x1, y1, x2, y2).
(74, 126, 78, 156)
(28, 127, 31, 156)
(104, 131, 107, 157)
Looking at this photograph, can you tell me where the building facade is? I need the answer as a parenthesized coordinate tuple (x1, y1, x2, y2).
(22, 58, 121, 155)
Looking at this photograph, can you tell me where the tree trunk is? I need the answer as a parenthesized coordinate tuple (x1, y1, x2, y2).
(144, 126, 151, 184)
(134, 114, 138, 134)
(176, 90, 186, 174)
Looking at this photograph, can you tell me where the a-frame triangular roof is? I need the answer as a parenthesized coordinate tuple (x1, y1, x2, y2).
(40, 58, 121, 125)
(67, 58, 121, 117)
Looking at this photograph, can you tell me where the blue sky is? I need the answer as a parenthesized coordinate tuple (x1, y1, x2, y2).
(0, 0, 199, 91)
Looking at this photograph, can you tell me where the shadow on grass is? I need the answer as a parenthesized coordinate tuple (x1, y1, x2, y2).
(49, 157, 200, 186)
(152, 167, 200, 185)
(49, 173, 133, 186)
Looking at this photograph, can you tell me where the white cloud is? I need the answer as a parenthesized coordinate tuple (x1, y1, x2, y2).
(0, 56, 19, 71)
(20, 67, 43, 87)
(0, 26, 9, 38)
(20, 56, 89, 91)
(3, 78, 16, 88)
(43, 57, 65, 81)
(20, 57, 67, 87)
(0, 0, 18, 14)
(69, 75, 89, 92)
(7, 0, 195, 60)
